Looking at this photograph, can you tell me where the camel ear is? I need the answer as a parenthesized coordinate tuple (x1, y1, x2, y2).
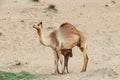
(39, 21, 43, 28)
(38, 21, 43, 26)
(40, 22, 42, 24)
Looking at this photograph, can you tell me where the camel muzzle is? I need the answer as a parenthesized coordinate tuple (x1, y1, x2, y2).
(33, 25, 35, 28)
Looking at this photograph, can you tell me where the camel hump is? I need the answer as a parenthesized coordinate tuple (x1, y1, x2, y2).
(60, 22, 71, 28)
(59, 22, 79, 36)
(60, 22, 76, 30)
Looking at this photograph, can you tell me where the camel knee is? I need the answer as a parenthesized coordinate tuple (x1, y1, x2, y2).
(60, 56, 64, 64)
(84, 54, 89, 65)
(86, 54, 89, 61)
(80, 47, 84, 52)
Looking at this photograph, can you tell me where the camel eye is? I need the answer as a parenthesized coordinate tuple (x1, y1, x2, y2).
(37, 24, 40, 26)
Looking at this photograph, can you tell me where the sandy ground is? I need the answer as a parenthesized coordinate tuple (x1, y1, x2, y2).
(0, 0, 120, 80)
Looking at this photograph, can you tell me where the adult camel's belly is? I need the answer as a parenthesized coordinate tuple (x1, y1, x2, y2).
(58, 35, 79, 49)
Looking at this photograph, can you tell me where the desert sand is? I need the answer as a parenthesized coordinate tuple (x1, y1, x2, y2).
(0, 0, 120, 80)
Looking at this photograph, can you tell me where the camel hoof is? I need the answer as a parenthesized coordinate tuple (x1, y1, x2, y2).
(52, 72, 61, 75)
(52, 73, 57, 75)
(57, 71, 60, 74)
(81, 70, 86, 73)
(60, 72, 65, 75)
(67, 71, 69, 73)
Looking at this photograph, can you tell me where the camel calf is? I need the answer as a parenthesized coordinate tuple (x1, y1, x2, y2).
(61, 49, 72, 73)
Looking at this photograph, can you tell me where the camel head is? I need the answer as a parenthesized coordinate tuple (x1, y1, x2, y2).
(33, 22, 43, 29)
(33, 22, 43, 35)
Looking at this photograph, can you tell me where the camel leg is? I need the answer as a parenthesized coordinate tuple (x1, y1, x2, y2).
(56, 47, 65, 74)
(52, 50, 59, 75)
(64, 56, 66, 73)
(56, 54, 61, 74)
(80, 47, 89, 72)
(63, 56, 69, 73)
(65, 57, 69, 73)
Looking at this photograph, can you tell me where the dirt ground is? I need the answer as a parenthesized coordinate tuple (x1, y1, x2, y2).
(0, 0, 120, 80)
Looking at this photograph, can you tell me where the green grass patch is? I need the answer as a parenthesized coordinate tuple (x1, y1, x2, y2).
(0, 71, 48, 80)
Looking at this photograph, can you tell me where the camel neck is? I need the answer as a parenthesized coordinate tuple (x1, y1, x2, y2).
(39, 28, 50, 47)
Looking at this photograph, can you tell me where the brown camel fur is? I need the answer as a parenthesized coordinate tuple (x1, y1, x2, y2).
(61, 49, 72, 73)
(33, 22, 88, 74)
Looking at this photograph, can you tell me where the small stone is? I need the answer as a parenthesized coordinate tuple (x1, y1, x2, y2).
(0, 32, 2, 36)
(25, 62, 28, 64)
(111, 0, 116, 4)
(47, 27, 54, 29)
(105, 5, 109, 7)
(82, 4, 86, 7)
(80, 13, 83, 15)
(21, 20, 24, 23)
(15, 62, 21, 65)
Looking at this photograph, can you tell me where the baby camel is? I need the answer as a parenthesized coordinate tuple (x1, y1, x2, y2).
(61, 49, 72, 73)
(56, 49, 72, 74)
(33, 22, 88, 74)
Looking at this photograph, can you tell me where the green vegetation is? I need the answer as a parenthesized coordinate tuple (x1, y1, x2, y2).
(33, 0, 39, 2)
(0, 71, 48, 80)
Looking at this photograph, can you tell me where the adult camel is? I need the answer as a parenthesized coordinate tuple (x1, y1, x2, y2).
(33, 22, 88, 74)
